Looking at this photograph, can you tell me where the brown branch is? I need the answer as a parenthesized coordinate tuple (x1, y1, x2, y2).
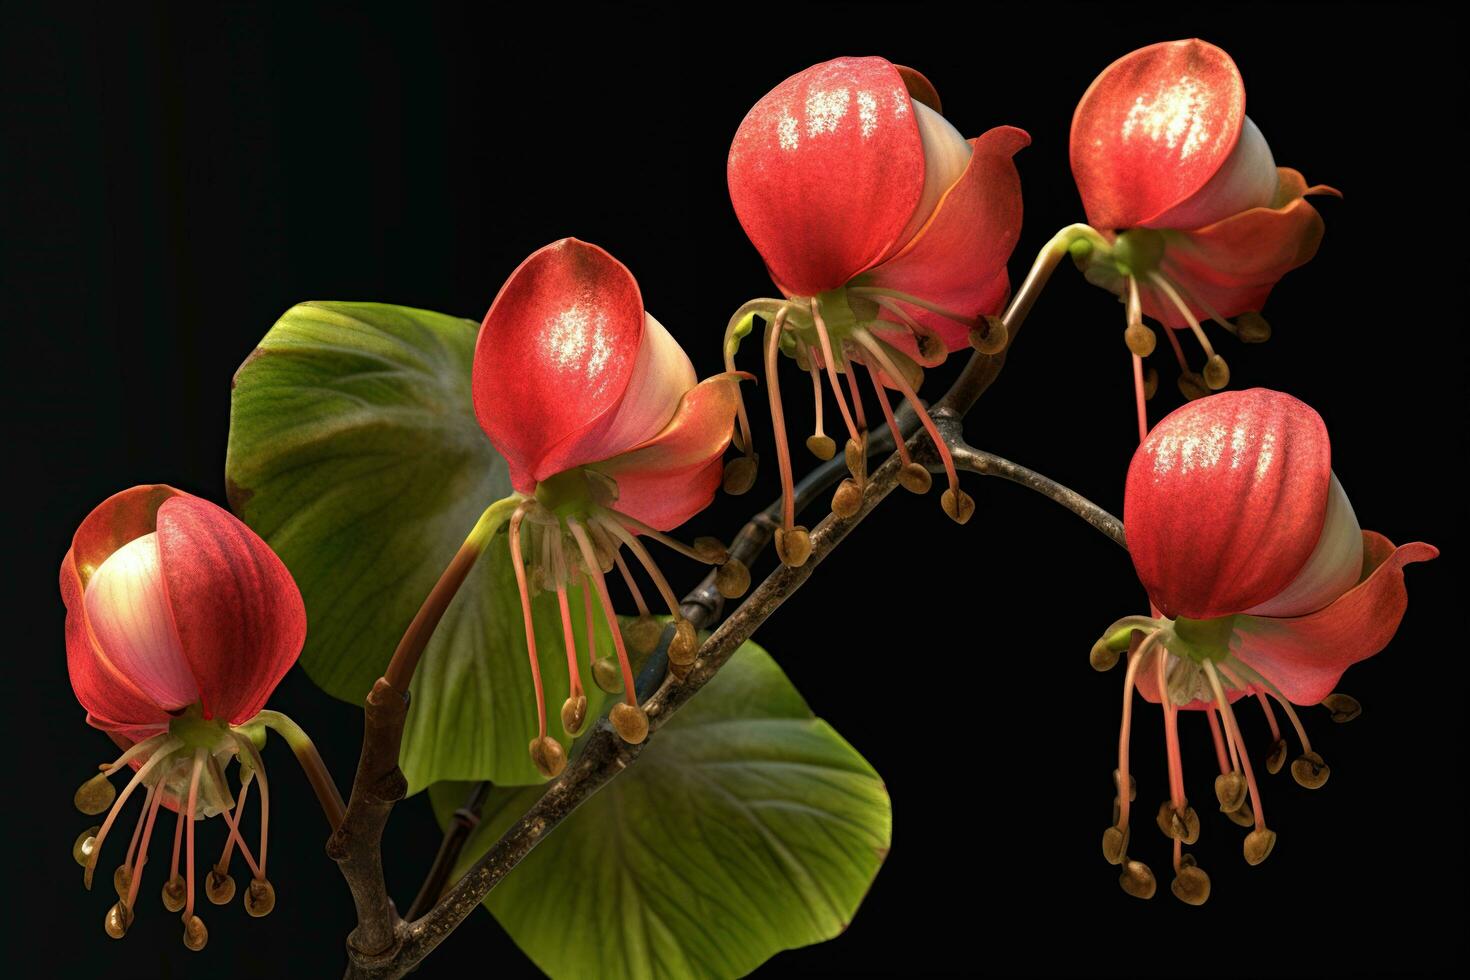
(335, 225, 1100, 978)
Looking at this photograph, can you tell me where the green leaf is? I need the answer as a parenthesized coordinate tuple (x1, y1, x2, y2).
(226, 301, 612, 790)
(431, 641, 892, 979)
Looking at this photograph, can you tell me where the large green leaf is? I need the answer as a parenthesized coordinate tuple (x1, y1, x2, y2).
(431, 641, 892, 979)
(227, 301, 611, 790)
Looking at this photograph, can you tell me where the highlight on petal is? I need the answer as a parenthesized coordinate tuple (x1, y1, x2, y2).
(728, 56, 925, 297)
(155, 495, 306, 724)
(862, 126, 1029, 352)
(1143, 168, 1330, 326)
(1233, 533, 1438, 704)
(1071, 39, 1246, 230)
(473, 239, 647, 491)
(83, 533, 197, 710)
(592, 373, 745, 530)
(1124, 389, 1331, 620)
(61, 485, 182, 727)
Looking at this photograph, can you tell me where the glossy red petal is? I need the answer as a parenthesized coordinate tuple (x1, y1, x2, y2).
(1071, 39, 1246, 230)
(155, 495, 306, 724)
(1233, 533, 1437, 704)
(592, 373, 744, 530)
(728, 57, 924, 297)
(1143, 169, 1332, 326)
(61, 486, 182, 727)
(1124, 389, 1331, 620)
(473, 239, 647, 491)
(861, 126, 1029, 351)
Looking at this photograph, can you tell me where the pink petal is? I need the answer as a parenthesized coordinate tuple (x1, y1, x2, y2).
(1233, 532, 1438, 704)
(861, 126, 1029, 352)
(472, 239, 648, 491)
(591, 373, 745, 530)
(1071, 39, 1246, 231)
(728, 57, 925, 297)
(1141, 169, 1333, 327)
(155, 496, 306, 724)
(1124, 389, 1332, 620)
(61, 486, 182, 728)
(84, 533, 197, 710)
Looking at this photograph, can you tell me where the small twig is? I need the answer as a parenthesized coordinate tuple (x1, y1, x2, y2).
(931, 423, 1126, 550)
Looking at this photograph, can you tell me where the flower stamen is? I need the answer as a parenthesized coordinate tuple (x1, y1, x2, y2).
(567, 518, 647, 745)
(1150, 272, 1229, 391)
(84, 736, 181, 891)
(181, 747, 207, 949)
(851, 328, 969, 523)
(508, 504, 550, 749)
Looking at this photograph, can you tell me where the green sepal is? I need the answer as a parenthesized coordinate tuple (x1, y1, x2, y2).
(1168, 615, 1237, 664)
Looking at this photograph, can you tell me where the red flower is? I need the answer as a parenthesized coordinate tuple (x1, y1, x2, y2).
(728, 55, 1026, 359)
(471, 240, 748, 776)
(1069, 39, 1339, 401)
(1091, 390, 1435, 902)
(724, 57, 1026, 550)
(62, 485, 308, 947)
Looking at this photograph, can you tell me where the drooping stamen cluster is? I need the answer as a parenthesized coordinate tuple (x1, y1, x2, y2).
(724, 288, 972, 567)
(1090, 618, 1351, 904)
(505, 469, 749, 778)
(72, 711, 281, 948)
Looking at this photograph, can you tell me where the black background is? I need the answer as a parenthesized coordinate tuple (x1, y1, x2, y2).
(5, 3, 1464, 977)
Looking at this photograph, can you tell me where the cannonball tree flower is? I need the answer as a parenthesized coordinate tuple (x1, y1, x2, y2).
(62, 485, 331, 948)
(1069, 38, 1339, 416)
(725, 55, 1028, 556)
(1087, 390, 1434, 904)
(471, 238, 748, 778)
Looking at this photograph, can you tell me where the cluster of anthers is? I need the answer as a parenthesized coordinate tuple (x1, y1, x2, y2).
(74, 713, 279, 947)
(504, 471, 749, 777)
(1090, 617, 1353, 903)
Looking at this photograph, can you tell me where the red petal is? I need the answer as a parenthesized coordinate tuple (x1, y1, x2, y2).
(61, 486, 181, 727)
(728, 57, 924, 297)
(861, 126, 1029, 352)
(1233, 533, 1437, 704)
(473, 239, 648, 491)
(155, 496, 306, 724)
(1071, 39, 1246, 230)
(592, 373, 744, 530)
(1125, 389, 1332, 619)
(1142, 169, 1331, 326)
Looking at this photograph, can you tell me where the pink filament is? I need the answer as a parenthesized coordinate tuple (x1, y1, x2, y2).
(555, 583, 584, 701)
(763, 308, 798, 530)
(182, 749, 205, 921)
(809, 297, 862, 444)
(124, 782, 165, 912)
(567, 519, 638, 705)
(866, 363, 912, 467)
(1116, 632, 1158, 829)
(508, 506, 548, 740)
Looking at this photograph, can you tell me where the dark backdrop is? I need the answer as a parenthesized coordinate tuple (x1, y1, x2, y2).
(5, 3, 1463, 977)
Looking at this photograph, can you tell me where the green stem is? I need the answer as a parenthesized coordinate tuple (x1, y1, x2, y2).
(255, 710, 347, 831)
(383, 495, 522, 693)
